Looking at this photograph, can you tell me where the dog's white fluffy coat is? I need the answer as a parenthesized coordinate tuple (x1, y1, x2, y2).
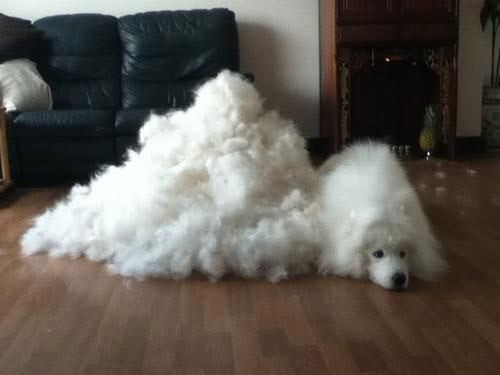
(318, 143, 446, 288)
(21, 71, 320, 281)
(21, 71, 445, 286)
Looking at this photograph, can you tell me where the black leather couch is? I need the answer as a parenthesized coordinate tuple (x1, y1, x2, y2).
(6, 9, 243, 183)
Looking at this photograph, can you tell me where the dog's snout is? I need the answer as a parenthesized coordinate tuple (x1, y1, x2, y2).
(391, 272, 407, 289)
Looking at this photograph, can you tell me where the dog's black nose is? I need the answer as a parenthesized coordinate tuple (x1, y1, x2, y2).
(391, 272, 407, 288)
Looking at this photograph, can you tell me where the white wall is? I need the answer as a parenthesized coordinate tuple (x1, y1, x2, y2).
(1, 0, 320, 137)
(2, 0, 489, 139)
(457, 0, 487, 137)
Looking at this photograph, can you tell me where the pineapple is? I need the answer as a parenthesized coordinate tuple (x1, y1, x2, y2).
(419, 105, 439, 156)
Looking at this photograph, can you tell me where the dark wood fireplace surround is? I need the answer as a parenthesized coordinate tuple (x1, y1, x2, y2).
(320, 0, 459, 159)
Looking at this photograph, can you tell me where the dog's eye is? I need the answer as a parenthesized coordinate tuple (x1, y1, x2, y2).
(373, 250, 384, 258)
(400, 251, 406, 258)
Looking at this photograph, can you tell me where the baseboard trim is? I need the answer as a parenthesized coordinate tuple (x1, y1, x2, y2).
(308, 136, 485, 157)
(307, 137, 331, 156)
(456, 136, 484, 154)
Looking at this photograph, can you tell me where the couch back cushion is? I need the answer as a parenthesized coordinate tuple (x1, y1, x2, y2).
(119, 9, 239, 109)
(34, 14, 121, 110)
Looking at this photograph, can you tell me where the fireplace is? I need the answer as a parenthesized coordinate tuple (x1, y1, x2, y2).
(320, 0, 459, 159)
(349, 48, 440, 152)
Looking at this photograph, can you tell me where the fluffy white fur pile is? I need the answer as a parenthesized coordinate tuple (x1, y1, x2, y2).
(21, 71, 320, 281)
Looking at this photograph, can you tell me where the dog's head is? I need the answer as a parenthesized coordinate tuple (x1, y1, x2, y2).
(364, 217, 446, 291)
(320, 216, 413, 291)
(362, 223, 411, 290)
(320, 202, 446, 291)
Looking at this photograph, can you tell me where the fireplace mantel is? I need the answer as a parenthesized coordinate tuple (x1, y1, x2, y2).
(320, 0, 459, 159)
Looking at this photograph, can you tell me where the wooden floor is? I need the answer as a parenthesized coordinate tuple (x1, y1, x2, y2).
(1, 157, 500, 375)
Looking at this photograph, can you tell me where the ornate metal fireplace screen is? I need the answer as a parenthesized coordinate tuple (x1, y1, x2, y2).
(338, 47, 455, 146)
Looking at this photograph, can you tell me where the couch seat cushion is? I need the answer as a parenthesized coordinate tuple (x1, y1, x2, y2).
(18, 138, 115, 163)
(12, 110, 114, 138)
(115, 108, 168, 136)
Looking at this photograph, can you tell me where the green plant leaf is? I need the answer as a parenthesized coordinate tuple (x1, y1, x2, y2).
(481, 6, 490, 30)
(481, 0, 500, 30)
(482, 0, 494, 30)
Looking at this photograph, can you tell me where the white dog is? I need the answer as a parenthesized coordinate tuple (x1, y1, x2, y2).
(21, 71, 444, 289)
(317, 142, 446, 290)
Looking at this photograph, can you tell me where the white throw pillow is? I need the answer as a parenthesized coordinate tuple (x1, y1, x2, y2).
(0, 58, 52, 111)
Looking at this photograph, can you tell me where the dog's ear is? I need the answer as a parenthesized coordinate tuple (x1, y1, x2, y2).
(318, 155, 341, 176)
(399, 190, 447, 281)
(319, 237, 367, 278)
(411, 229, 447, 280)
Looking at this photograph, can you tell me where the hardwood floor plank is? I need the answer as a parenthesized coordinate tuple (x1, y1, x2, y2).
(1, 157, 500, 374)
